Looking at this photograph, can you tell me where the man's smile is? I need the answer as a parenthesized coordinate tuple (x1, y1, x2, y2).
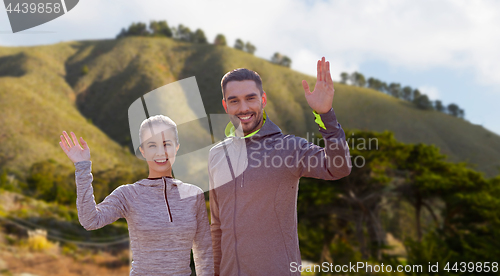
(237, 113, 255, 123)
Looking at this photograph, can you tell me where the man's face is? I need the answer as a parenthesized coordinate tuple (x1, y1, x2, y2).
(223, 80, 267, 136)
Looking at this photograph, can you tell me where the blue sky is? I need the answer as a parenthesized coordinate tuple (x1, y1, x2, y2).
(1, 0, 499, 135)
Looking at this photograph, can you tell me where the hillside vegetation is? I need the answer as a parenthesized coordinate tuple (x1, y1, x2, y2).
(1, 36, 499, 179)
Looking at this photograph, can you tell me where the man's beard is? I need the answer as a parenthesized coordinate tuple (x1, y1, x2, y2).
(229, 106, 263, 136)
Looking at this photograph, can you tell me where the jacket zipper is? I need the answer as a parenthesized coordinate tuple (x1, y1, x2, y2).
(163, 177, 173, 222)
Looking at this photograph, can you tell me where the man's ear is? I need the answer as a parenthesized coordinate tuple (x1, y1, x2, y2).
(262, 91, 267, 108)
(222, 98, 228, 113)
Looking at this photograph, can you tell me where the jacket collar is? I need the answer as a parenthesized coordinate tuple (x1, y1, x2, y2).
(224, 110, 282, 139)
(137, 176, 181, 187)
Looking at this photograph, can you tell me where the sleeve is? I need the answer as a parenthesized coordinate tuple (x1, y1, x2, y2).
(75, 161, 128, 231)
(192, 191, 215, 276)
(287, 108, 352, 180)
(208, 162, 222, 275)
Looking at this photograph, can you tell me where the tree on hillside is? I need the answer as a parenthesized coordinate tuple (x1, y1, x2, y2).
(214, 34, 227, 46)
(402, 86, 413, 101)
(447, 103, 460, 117)
(192, 29, 208, 43)
(367, 77, 384, 91)
(434, 100, 444, 112)
(351, 72, 366, 87)
(175, 24, 192, 42)
(298, 131, 411, 261)
(271, 52, 292, 68)
(234, 39, 244, 50)
(388, 83, 402, 98)
(116, 28, 127, 39)
(414, 94, 433, 110)
(245, 42, 256, 55)
(380, 82, 388, 94)
(117, 22, 149, 38)
(149, 20, 172, 37)
(412, 89, 421, 100)
(458, 109, 465, 118)
(396, 144, 447, 242)
(340, 72, 349, 84)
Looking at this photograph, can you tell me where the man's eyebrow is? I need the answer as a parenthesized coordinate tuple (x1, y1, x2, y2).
(227, 96, 237, 101)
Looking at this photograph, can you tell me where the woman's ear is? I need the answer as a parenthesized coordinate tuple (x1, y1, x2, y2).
(175, 143, 180, 153)
(139, 146, 146, 159)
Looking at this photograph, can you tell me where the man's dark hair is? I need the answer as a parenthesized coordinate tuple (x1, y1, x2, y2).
(221, 68, 264, 99)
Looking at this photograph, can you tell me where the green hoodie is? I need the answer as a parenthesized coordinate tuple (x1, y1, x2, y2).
(209, 108, 351, 276)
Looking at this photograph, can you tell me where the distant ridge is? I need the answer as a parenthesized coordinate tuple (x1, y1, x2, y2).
(1, 37, 499, 177)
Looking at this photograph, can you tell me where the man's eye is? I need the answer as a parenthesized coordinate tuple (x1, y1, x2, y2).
(149, 145, 156, 148)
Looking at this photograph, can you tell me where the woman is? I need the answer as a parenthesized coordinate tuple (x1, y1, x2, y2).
(59, 115, 214, 276)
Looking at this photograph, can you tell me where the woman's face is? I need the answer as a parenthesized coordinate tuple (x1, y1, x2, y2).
(139, 124, 180, 176)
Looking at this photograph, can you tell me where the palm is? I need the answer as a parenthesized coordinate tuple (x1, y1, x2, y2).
(302, 57, 335, 114)
(59, 131, 91, 163)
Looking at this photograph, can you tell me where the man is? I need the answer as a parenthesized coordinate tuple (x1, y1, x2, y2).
(208, 57, 351, 275)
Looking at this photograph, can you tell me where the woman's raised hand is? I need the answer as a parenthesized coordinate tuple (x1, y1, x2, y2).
(59, 131, 91, 163)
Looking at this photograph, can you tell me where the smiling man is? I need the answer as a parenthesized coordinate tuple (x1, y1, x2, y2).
(208, 57, 352, 276)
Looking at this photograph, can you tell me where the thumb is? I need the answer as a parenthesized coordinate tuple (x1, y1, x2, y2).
(302, 80, 311, 94)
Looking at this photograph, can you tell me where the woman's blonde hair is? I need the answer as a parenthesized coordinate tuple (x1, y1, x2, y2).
(138, 115, 179, 147)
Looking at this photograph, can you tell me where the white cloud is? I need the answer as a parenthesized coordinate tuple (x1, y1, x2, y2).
(418, 86, 440, 101)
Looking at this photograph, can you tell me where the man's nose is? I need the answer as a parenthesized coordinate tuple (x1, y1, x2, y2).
(239, 100, 250, 113)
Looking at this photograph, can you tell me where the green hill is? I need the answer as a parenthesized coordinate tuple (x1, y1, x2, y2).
(1, 36, 499, 178)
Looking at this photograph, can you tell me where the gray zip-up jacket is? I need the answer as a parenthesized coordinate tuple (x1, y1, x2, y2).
(209, 108, 351, 276)
(75, 160, 214, 276)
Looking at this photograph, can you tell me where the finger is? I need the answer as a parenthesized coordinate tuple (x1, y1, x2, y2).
(317, 59, 322, 81)
(62, 131, 73, 147)
(60, 135, 70, 151)
(302, 80, 311, 94)
(70, 132, 80, 148)
(80, 137, 89, 150)
(321, 57, 326, 81)
(59, 141, 68, 154)
(326, 61, 333, 85)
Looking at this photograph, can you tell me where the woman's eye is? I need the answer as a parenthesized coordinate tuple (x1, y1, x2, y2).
(149, 145, 156, 148)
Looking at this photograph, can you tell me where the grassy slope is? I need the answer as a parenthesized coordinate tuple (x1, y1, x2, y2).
(0, 42, 146, 177)
(1, 37, 499, 178)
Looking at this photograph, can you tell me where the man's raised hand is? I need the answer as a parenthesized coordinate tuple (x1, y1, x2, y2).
(59, 131, 91, 163)
(302, 57, 335, 114)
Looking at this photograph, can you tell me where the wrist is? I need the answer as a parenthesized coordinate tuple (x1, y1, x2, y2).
(312, 107, 333, 115)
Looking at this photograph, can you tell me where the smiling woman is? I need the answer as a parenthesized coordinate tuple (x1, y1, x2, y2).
(137, 115, 180, 178)
(58, 115, 214, 276)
